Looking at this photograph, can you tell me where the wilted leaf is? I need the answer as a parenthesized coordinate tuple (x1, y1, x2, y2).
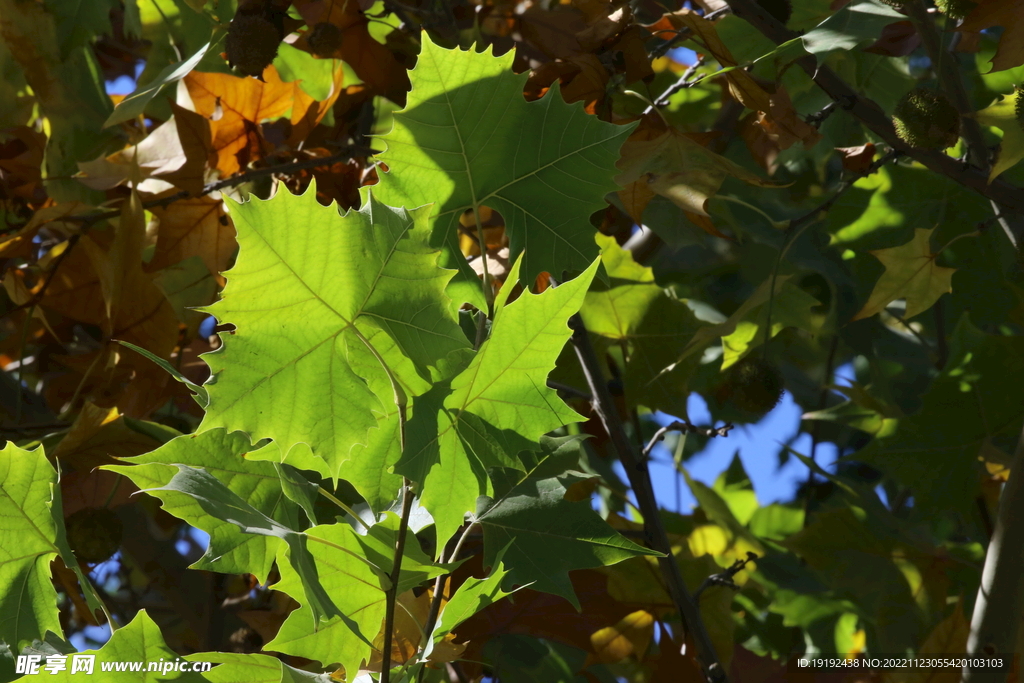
(961, 0, 1024, 72)
(615, 117, 776, 222)
(146, 195, 234, 276)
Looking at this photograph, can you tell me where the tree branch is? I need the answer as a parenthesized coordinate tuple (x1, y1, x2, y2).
(642, 420, 733, 459)
(724, 0, 1024, 217)
(965, 422, 1024, 681)
(569, 315, 727, 682)
(902, 0, 1024, 249)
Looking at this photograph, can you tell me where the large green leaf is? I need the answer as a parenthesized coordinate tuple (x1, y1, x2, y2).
(105, 429, 309, 583)
(200, 186, 469, 480)
(398, 256, 599, 548)
(140, 464, 346, 629)
(27, 610, 208, 681)
(0, 444, 64, 650)
(477, 472, 656, 608)
(265, 518, 444, 677)
(370, 34, 635, 307)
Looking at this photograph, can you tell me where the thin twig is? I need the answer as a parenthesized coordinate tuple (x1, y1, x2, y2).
(646, 55, 707, 111)
(569, 314, 726, 682)
(642, 420, 733, 459)
(418, 521, 478, 682)
(381, 478, 415, 683)
(693, 552, 758, 601)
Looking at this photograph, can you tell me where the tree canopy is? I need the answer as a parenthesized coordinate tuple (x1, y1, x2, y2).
(1, 0, 1023, 681)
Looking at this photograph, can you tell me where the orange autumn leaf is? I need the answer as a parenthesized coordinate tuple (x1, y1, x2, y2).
(184, 67, 298, 176)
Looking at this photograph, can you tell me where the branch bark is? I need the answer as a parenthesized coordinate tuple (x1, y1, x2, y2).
(569, 315, 726, 682)
(723, 0, 1024, 217)
(964, 424, 1024, 682)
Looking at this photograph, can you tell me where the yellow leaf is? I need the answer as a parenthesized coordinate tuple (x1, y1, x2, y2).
(975, 94, 1024, 181)
(853, 228, 957, 321)
(589, 610, 655, 663)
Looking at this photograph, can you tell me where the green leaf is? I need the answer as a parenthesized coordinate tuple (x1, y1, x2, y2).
(782, 507, 921, 651)
(370, 34, 635, 307)
(44, 0, 118, 58)
(200, 186, 469, 481)
(105, 43, 211, 128)
(186, 652, 330, 683)
(477, 471, 656, 609)
(721, 280, 822, 370)
(712, 453, 759, 526)
(117, 341, 209, 408)
(855, 317, 1024, 512)
(428, 558, 513, 656)
(852, 228, 956, 321)
(398, 256, 600, 548)
(682, 468, 763, 554)
(801, 0, 904, 60)
(581, 236, 707, 417)
(0, 444, 63, 650)
(265, 520, 443, 676)
(34, 610, 208, 681)
(106, 430, 305, 582)
(141, 464, 346, 628)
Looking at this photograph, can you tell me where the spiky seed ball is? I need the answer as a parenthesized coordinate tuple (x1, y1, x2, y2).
(893, 88, 961, 150)
(719, 356, 785, 416)
(225, 13, 282, 77)
(66, 508, 123, 564)
(307, 22, 342, 58)
(935, 0, 977, 20)
(756, 0, 792, 24)
(1015, 88, 1024, 132)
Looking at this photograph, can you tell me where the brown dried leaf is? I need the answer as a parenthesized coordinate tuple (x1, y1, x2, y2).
(615, 117, 776, 220)
(753, 87, 822, 151)
(960, 0, 1024, 72)
(146, 196, 234, 276)
(836, 143, 876, 174)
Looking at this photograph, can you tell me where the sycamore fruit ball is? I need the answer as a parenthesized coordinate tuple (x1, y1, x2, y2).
(935, 0, 977, 20)
(893, 89, 961, 150)
(66, 508, 123, 564)
(307, 22, 342, 57)
(717, 357, 785, 416)
(226, 12, 282, 77)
